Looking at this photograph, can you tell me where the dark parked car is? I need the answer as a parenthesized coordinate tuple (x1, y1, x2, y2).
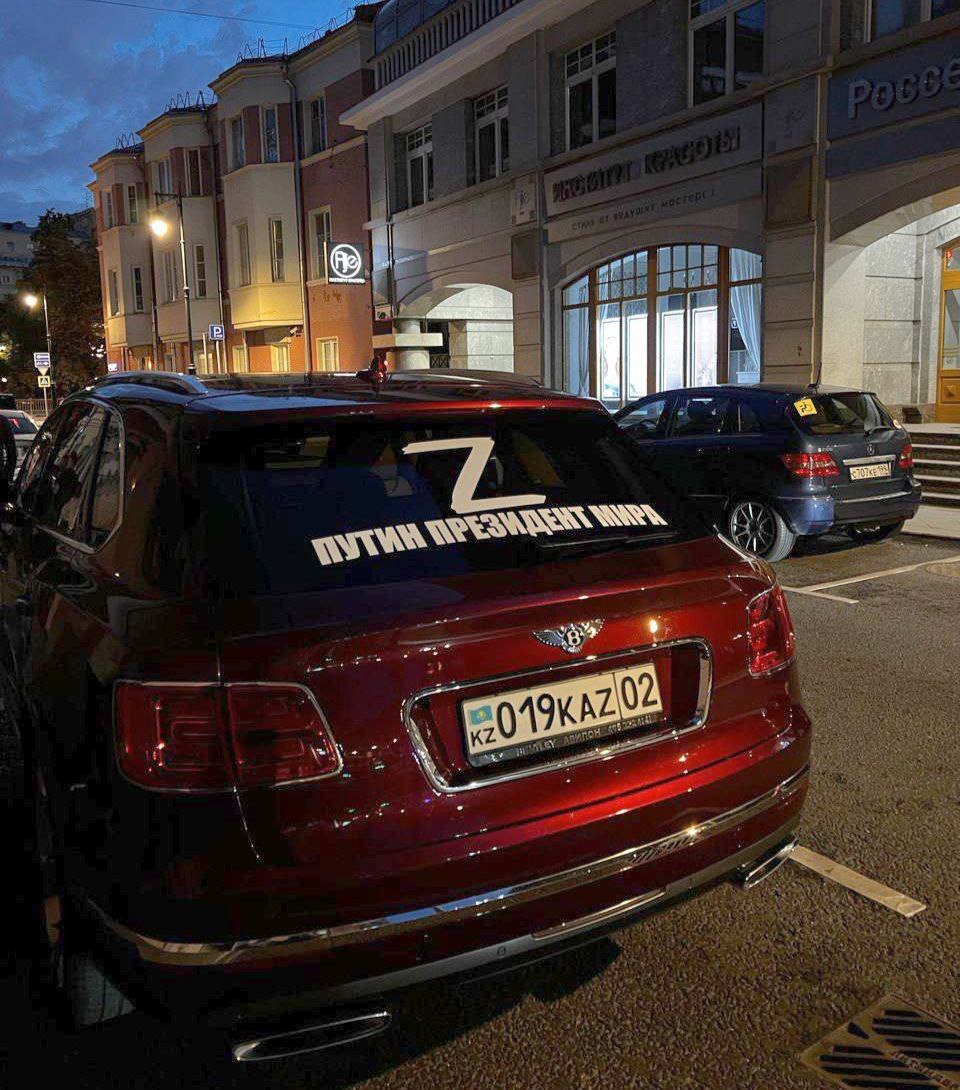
(5, 370, 809, 1059)
(1, 408, 39, 469)
(614, 384, 921, 561)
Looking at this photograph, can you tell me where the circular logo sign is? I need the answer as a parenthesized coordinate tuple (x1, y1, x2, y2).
(329, 243, 364, 281)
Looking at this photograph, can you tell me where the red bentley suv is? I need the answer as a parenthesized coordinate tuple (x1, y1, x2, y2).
(5, 369, 810, 1060)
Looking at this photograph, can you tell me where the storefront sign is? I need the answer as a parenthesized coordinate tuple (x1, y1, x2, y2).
(544, 105, 762, 218)
(829, 36, 960, 140)
(546, 165, 762, 244)
(326, 242, 368, 285)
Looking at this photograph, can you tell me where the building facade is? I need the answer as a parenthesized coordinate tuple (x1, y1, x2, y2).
(344, 0, 960, 421)
(89, 7, 379, 375)
(0, 221, 35, 299)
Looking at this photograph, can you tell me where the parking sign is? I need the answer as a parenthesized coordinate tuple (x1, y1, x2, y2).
(209, 324, 225, 341)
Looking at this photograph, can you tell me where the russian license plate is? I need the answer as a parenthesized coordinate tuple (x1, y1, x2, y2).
(849, 463, 891, 481)
(461, 663, 664, 767)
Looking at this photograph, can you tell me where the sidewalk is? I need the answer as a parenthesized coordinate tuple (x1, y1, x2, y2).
(904, 505, 960, 540)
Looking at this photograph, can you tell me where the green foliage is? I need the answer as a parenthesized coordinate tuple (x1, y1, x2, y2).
(0, 210, 104, 399)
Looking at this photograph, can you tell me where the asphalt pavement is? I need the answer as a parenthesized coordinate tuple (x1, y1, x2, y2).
(2, 532, 959, 1090)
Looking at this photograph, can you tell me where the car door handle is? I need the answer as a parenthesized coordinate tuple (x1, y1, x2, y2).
(15, 595, 32, 618)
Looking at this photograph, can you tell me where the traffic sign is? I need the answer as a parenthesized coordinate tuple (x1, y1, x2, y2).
(209, 324, 225, 341)
(37, 375, 51, 389)
(36, 363, 50, 376)
(33, 352, 51, 371)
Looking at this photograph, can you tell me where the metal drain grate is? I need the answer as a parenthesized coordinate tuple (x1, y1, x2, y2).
(801, 995, 960, 1089)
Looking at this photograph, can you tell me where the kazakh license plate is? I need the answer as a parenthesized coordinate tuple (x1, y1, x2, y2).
(460, 663, 664, 767)
(849, 463, 892, 481)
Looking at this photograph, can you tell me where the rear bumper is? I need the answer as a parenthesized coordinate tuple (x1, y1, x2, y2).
(779, 481, 921, 535)
(89, 754, 809, 1025)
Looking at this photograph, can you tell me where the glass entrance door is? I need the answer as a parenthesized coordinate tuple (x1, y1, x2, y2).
(938, 245, 960, 423)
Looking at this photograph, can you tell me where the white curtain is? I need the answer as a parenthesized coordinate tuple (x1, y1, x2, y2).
(729, 249, 763, 374)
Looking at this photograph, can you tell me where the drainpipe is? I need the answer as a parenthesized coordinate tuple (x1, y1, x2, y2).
(205, 111, 227, 371)
(283, 63, 313, 373)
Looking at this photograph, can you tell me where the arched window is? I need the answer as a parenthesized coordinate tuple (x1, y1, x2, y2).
(562, 244, 763, 408)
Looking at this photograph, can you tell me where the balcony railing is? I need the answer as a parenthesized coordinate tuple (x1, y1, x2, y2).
(374, 0, 524, 89)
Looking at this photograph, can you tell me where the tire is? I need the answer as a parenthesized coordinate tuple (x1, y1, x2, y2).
(727, 499, 797, 562)
(847, 520, 905, 544)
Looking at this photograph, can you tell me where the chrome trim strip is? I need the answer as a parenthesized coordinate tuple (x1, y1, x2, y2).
(232, 1011, 392, 1063)
(91, 765, 808, 968)
(836, 490, 914, 504)
(843, 455, 895, 467)
(401, 636, 713, 794)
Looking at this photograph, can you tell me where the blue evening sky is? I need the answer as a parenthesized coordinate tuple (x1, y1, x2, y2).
(0, 0, 351, 222)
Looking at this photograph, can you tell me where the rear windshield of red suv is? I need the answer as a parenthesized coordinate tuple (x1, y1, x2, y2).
(789, 392, 893, 435)
(195, 409, 710, 594)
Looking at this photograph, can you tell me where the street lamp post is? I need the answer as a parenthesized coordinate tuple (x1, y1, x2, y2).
(22, 291, 54, 415)
(150, 193, 196, 375)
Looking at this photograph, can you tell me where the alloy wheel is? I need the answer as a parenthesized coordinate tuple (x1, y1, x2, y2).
(730, 502, 777, 556)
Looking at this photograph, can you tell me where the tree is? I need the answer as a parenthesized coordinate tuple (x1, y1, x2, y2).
(0, 211, 105, 399)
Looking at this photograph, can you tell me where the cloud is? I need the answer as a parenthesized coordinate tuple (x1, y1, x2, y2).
(0, 0, 338, 221)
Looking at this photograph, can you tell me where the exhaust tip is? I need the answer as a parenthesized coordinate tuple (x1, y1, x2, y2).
(733, 835, 797, 891)
(232, 1010, 392, 1063)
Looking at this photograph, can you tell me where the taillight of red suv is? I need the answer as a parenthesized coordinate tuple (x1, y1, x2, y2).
(779, 452, 839, 479)
(747, 585, 796, 677)
(115, 682, 341, 791)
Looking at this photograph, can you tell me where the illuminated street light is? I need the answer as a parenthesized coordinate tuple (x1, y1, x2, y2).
(20, 290, 54, 413)
(150, 193, 195, 373)
(149, 216, 170, 239)
(22, 292, 40, 309)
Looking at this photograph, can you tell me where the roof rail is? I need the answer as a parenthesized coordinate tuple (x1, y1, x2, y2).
(388, 369, 543, 387)
(93, 371, 209, 396)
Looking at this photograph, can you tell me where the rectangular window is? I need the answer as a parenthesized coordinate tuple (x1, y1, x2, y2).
(870, 0, 958, 38)
(103, 190, 115, 229)
(474, 87, 509, 183)
(236, 222, 251, 286)
(316, 336, 340, 371)
(162, 251, 177, 303)
(231, 117, 246, 170)
(194, 244, 207, 298)
(186, 148, 203, 195)
(565, 31, 616, 151)
(407, 124, 434, 207)
(312, 208, 332, 280)
(271, 343, 291, 372)
(269, 218, 285, 282)
(309, 97, 327, 155)
(690, 0, 764, 105)
(131, 266, 144, 312)
(233, 345, 250, 373)
(262, 106, 279, 163)
(108, 269, 120, 316)
(126, 184, 139, 225)
(155, 158, 172, 201)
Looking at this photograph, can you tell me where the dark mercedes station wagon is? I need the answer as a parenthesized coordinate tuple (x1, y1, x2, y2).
(6, 370, 809, 1060)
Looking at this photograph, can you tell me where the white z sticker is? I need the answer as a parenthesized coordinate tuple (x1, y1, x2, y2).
(401, 437, 546, 515)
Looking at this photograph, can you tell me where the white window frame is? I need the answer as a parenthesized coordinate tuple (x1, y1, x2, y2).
(230, 117, 246, 170)
(474, 86, 509, 182)
(310, 207, 332, 280)
(155, 158, 172, 201)
(688, 0, 765, 106)
(406, 124, 434, 207)
(126, 184, 139, 225)
(564, 31, 617, 151)
(102, 190, 115, 229)
(262, 106, 280, 163)
(161, 251, 177, 304)
(271, 342, 292, 372)
(269, 217, 285, 282)
(194, 244, 207, 298)
(308, 97, 328, 156)
(131, 266, 144, 312)
(316, 336, 340, 372)
(107, 268, 120, 316)
(232, 344, 249, 373)
(185, 147, 203, 196)
(235, 222, 251, 286)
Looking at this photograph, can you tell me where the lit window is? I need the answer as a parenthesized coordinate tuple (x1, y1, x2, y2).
(474, 87, 509, 183)
(126, 184, 139, 225)
(262, 107, 279, 163)
(317, 336, 340, 371)
(269, 218, 285, 282)
(406, 124, 434, 208)
(312, 208, 332, 279)
(565, 32, 616, 151)
(690, 0, 765, 105)
(236, 222, 251, 286)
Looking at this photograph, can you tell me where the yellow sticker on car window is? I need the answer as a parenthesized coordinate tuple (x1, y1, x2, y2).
(794, 398, 817, 418)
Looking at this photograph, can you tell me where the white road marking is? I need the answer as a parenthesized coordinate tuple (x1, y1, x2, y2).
(793, 554, 960, 594)
(781, 585, 859, 605)
(790, 846, 927, 918)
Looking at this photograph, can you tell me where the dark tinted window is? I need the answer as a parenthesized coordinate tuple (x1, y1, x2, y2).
(671, 396, 731, 437)
(88, 413, 122, 547)
(618, 397, 668, 439)
(17, 417, 60, 512)
(196, 410, 708, 595)
(791, 392, 892, 435)
(5, 413, 37, 435)
(733, 399, 763, 434)
(33, 404, 106, 538)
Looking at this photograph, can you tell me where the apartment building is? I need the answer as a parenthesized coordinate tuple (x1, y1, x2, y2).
(344, 0, 960, 421)
(89, 6, 379, 375)
(0, 221, 35, 299)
